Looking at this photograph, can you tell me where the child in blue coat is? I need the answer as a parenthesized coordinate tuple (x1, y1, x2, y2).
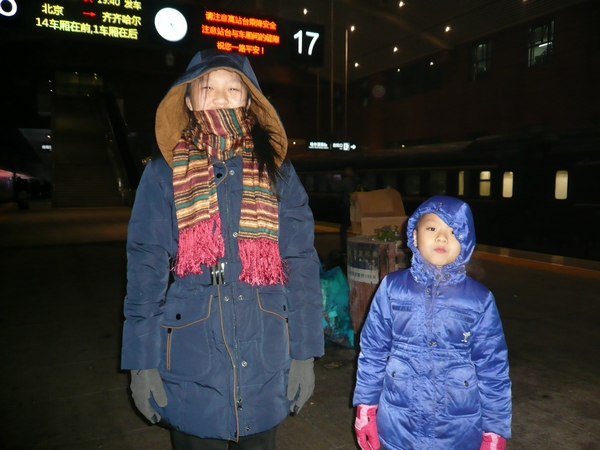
(353, 195, 511, 450)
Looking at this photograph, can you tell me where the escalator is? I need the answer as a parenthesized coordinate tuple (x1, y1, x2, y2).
(51, 90, 142, 207)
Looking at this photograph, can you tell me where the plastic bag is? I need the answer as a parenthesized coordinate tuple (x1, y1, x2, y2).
(320, 266, 354, 348)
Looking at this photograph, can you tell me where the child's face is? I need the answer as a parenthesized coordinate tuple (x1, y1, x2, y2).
(413, 213, 461, 268)
(185, 69, 250, 111)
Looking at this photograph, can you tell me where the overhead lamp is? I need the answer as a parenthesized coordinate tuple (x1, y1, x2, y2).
(445, 26, 451, 32)
(399, 1, 405, 7)
(393, 47, 398, 52)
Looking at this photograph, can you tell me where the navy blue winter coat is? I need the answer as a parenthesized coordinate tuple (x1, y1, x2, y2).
(121, 51, 324, 440)
(353, 196, 511, 450)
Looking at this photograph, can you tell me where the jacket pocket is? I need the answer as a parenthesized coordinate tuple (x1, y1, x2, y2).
(390, 300, 418, 337)
(382, 357, 414, 409)
(160, 296, 213, 377)
(445, 364, 479, 416)
(256, 286, 290, 373)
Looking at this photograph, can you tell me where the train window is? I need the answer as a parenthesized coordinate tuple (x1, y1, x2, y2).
(555, 170, 568, 200)
(429, 171, 447, 195)
(479, 171, 491, 197)
(381, 172, 398, 190)
(317, 174, 330, 193)
(458, 171, 465, 196)
(363, 172, 377, 191)
(502, 172, 514, 198)
(404, 172, 421, 195)
(304, 174, 315, 192)
(573, 166, 600, 202)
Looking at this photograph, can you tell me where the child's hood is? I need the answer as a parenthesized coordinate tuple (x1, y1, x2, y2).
(407, 195, 476, 281)
(154, 49, 287, 168)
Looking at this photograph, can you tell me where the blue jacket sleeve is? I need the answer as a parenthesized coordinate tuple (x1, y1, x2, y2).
(471, 290, 512, 438)
(353, 275, 393, 406)
(121, 158, 175, 370)
(277, 160, 324, 360)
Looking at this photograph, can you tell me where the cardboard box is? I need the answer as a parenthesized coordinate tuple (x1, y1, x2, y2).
(350, 187, 408, 236)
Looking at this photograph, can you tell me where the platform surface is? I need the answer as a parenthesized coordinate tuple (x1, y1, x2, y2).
(1, 201, 599, 449)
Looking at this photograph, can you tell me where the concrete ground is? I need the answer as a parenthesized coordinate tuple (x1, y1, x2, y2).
(1, 200, 599, 449)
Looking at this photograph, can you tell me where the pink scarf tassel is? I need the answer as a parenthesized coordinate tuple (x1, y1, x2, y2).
(174, 215, 224, 277)
(238, 238, 287, 286)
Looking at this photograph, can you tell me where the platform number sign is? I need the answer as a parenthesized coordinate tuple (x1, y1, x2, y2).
(294, 30, 319, 57)
(287, 20, 324, 67)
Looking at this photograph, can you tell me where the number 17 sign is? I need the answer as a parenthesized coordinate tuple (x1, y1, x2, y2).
(286, 19, 324, 67)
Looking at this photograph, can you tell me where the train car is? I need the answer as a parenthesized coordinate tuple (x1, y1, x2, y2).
(289, 130, 600, 261)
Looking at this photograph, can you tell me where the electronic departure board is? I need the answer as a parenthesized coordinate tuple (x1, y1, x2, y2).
(1, 1, 325, 66)
(200, 10, 324, 67)
(33, 0, 144, 41)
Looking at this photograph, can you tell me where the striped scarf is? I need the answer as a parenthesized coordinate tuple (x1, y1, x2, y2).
(172, 107, 286, 285)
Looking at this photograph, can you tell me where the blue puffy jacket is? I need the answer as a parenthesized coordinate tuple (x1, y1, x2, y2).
(353, 196, 511, 450)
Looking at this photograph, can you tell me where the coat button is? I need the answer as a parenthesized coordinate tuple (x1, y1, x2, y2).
(245, 426, 251, 431)
(238, 295, 244, 300)
(464, 381, 469, 387)
(229, 170, 235, 176)
(426, 288, 431, 294)
(233, 231, 238, 237)
(429, 341, 437, 346)
(242, 361, 247, 367)
(176, 313, 181, 320)
(224, 296, 230, 302)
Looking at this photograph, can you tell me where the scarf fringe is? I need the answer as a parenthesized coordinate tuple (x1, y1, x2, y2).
(238, 238, 287, 286)
(174, 215, 224, 277)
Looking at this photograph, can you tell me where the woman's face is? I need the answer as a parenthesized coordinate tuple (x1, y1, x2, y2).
(185, 69, 250, 111)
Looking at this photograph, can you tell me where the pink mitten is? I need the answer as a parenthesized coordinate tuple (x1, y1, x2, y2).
(355, 404, 380, 450)
(480, 431, 507, 450)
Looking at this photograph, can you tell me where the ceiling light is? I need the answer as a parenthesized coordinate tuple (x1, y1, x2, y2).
(430, 61, 434, 66)
(350, 25, 355, 32)
(445, 26, 451, 32)
(354, 62, 359, 68)
(393, 47, 398, 52)
(303, 8, 308, 15)
(399, 1, 405, 7)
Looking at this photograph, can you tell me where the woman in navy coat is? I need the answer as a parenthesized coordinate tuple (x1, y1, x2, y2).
(121, 50, 324, 449)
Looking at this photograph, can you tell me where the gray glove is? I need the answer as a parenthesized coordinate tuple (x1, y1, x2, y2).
(130, 369, 168, 424)
(286, 358, 315, 414)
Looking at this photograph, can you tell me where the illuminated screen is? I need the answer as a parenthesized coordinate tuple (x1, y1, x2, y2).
(201, 10, 324, 66)
(202, 10, 280, 56)
(33, 0, 144, 40)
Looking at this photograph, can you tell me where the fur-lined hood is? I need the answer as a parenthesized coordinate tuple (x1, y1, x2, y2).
(155, 50, 287, 167)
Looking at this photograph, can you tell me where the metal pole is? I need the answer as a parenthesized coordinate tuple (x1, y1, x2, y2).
(316, 70, 320, 138)
(330, 0, 334, 137)
(344, 27, 348, 140)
